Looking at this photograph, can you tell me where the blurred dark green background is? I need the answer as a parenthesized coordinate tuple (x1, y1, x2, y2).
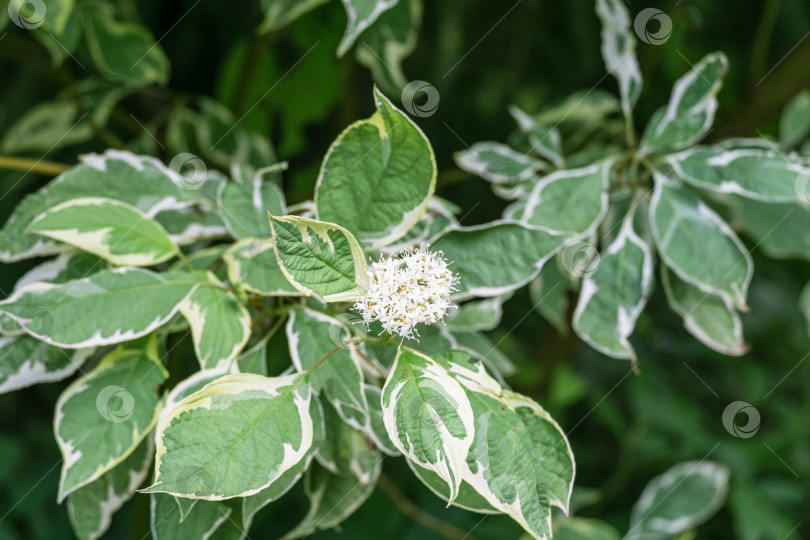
(1, 0, 809, 538)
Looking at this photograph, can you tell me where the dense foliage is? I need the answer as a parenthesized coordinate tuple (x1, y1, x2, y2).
(1, 1, 809, 539)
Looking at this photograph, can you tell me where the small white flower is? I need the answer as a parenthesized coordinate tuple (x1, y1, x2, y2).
(354, 244, 459, 339)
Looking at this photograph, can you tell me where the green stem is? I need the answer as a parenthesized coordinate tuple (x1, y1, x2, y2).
(0, 156, 71, 175)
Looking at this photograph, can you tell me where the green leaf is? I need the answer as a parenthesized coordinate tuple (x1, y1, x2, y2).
(432, 351, 575, 540)
(0, 268, 201, 348)
(80, 5, 169, 87)
(150, 494, 231, 540)
(67, 437, 153, 540)
(627, 461, 729, 540)
(258, 0, 329, 32)
(780, 89, 810, 149)
(509, 105, 565, 168)
(520, 162, 611, 235)
(661, 268, 747, 356)
(316, 399, 380, 483)
(336, 0, 400, 57)
(446, 296, 505, 332)
(236, 338, 269, 376)
(668, 146, 808, 203)
(355, 0, 422, 93)
(529, 258, 572, 334)
(449, 330, 517, 378)
(455, 142, 546, 185)
(146, 373, 313, 499)
(155, 207, 228, 246)
(650, 176, 752, 310)
(381, 346, 475, 501)
(180, 273, 251, 370)
(55, 341, 167, 501)
(8, 0, 75, 33)
(801, 282, 810, 340)
(0, 150, 206, 263)
(12, 252, 105, 293)
(433, 221, 570, 300)
(223, 238, 301, 296)
(640, 53, 728, 153)
(287, 306, 368, 427)
(572, 215, 653, 361)
(269, 215, 368, 302)
(0, 336, 93, 395)
(731, 196, 810, 260)
(217, 176, 286, 240)
(287, 462, 381, 538)
(595, 0, 642, 118)
(28, 197, 178, 266)
(315, 87, 436, 249)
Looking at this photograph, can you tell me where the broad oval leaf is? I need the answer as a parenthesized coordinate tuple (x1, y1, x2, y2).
(381, 346, 475, 502)
(668, 146, 808, 203)
(28, 197, 178, 266)
(55, 343, 167, 501)
(0, 150, 206, 263)
(315, 87, 436, 250)
(520, 162, 610, 235)
(572, 215, 653, 361)
(287, 306, 368, 427)
(150, 493, 231, 540)
(433, 221, 571, 300)
(146, 373, 313, 499)
(315, 399, 380, 484)
(731, 196, 810, 261)
(640, 52, 728, 154)
(661, 268, 747, 356)
(649, 176, 752, 310)
(269, 215, 368, 302)
(179, 273, 251, 370)
(0, 268, 201, 348)
(67, 437, 153, 540)
(336, 0, 399, 56)
(627, 461, 730, 540)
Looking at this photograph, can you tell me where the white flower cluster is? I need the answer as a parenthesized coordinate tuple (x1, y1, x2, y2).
(354, 244, 459, 339)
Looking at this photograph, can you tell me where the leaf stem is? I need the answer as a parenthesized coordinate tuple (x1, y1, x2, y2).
(0, 156, 71, 176)
(377, 474, 482, 540)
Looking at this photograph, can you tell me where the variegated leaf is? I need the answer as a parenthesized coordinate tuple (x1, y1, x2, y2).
(269, 215, 368, 301)
(650, 175, 752, 310)
(380, 346, 475, 502)
(146, 373, 313, 499)
(55, 341, 167, 501)
(572, 214, 653, 361)
(315, 87, 436, 250)
(223, 238, 301, 296)
(0, 336, 93, 395)
(595, 0, 642, 121)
